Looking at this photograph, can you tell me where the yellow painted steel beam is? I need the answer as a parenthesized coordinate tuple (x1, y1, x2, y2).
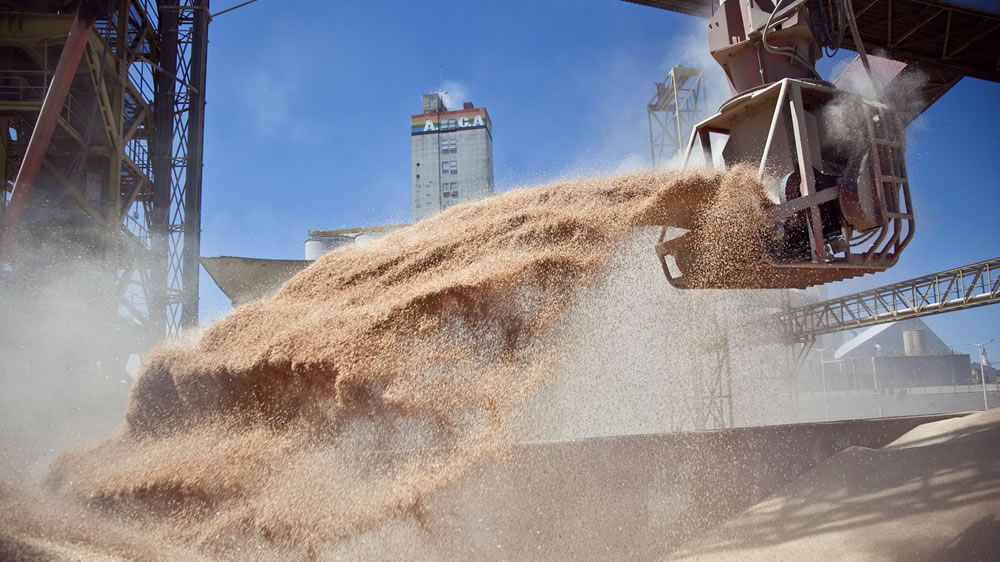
(1, 13, 142, 110)
(85, 28, 148, 92)
(0, 100, 42, 112)
(117, 223, 152, 260)
(0, 13, 73, 45)
(122, 105, 148, 146)
(120, 176, 150, 221)
(121, 153, 149, 180)
(55, 115, 85, 145)
(4, 47, 110, 151)
(84, 41, 121, 150)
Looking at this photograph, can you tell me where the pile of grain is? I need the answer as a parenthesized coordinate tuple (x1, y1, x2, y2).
(47, 167, 768, 558)
(0, 476, 207, 561)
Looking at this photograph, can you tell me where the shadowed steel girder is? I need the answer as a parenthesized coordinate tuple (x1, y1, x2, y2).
(622, 0, 1000, 83)
(622, 0, 716, 18)
(151, 0, 208, 337)
(782, 257, 1000, 341)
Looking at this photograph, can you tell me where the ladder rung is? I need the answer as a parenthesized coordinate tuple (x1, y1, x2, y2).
(887, 212, 914, 219)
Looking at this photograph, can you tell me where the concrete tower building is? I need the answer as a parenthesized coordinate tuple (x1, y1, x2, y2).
(411, 93, 494, 221)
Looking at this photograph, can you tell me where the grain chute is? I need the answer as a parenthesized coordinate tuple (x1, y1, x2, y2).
(655, 0, 914, 289)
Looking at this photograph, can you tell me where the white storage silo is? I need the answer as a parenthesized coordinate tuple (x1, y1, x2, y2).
(304, 232, 353, 260)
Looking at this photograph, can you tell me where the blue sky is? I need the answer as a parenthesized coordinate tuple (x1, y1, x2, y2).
(197, 0, 999, 357)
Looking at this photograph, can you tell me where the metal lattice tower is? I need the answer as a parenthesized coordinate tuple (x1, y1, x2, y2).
(647, 65, 704, 168)
(151, 0, 208, 337)
(663, 294, 736, 433)
(0, 0, 208, 362)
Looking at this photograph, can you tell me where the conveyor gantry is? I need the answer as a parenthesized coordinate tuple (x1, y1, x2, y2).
(782, 257, 1000, 342)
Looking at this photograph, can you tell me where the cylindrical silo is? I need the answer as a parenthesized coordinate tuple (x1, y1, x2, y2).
(304, 233, 353, 260)
(903, 328, 927, 356)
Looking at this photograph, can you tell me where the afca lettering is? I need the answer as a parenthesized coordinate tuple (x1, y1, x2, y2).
(423, 114, 486, 132)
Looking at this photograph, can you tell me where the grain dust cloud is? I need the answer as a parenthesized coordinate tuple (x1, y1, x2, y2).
(2, 167, 794, 560)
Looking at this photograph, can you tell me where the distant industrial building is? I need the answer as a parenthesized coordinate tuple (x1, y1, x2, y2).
(411, 93, 494, 221)
(808, 318, 972, 392)
(792, 317, 998, 423)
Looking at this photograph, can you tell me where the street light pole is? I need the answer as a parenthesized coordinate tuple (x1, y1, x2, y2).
(872, 344, 881, 393)
(967, 340, 994, 410)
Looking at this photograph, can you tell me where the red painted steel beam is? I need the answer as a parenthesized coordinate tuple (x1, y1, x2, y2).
(0, 1, 108, 259)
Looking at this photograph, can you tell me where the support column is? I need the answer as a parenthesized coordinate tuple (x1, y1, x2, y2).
(1, 117, 7, 213)
(180, 0, 209, 329)
(149, 2, 179, 341)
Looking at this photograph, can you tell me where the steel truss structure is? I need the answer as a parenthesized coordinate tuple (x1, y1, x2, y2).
(647, 65, 704, 168)
(0, 0, 208, 356)
(782, 257, 1000, 342)
(626, 0, 1000, 84)
(668, 340, 734, 432)
(666, 299, 736, 432)
(699, 332, 734, 430)
(152, 0, 208, 336)
(843, 0, 1000, 84)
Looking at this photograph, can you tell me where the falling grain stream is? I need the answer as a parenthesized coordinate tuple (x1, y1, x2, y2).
(3, 168, 774, 560)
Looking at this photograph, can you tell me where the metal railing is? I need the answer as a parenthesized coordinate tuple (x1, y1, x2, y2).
(797, 383, 1000, 397)
(783, 257, 1000, 340)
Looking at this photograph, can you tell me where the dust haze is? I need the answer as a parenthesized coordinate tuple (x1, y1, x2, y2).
(2, 167, 798, 560)
(521, 230, 793, 441)
(1, 248, 133, 477)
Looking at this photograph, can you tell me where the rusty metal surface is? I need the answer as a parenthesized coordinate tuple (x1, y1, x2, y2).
(844, 0, 1000, 83)
(624, 0, 1000, 83)
(658, 78, 913, 290)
